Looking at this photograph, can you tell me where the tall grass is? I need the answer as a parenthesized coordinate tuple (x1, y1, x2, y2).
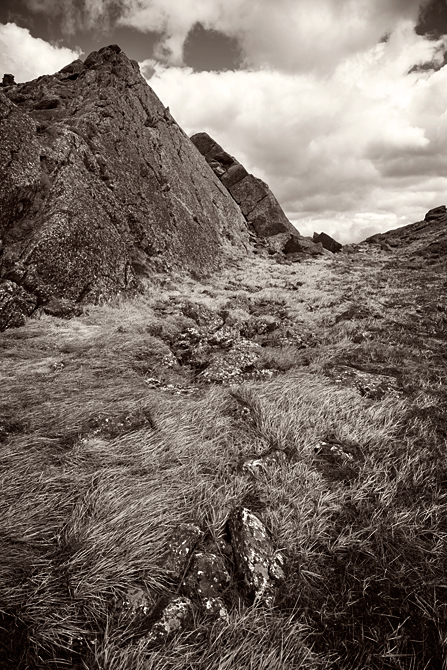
(1, 251, 446, 668)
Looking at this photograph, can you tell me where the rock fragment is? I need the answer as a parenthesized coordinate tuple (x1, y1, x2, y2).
(227, 507, 285, 606)
(328, 365, 402, 400)
(163, 523, 204, 579)
(144, 596, 193, 646)
(313, 231, 343, 253)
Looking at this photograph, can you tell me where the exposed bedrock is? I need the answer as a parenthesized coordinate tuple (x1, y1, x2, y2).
(0, 46, 250, 329)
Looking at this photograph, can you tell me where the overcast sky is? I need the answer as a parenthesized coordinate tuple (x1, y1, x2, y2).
(1, 0, 447, 242)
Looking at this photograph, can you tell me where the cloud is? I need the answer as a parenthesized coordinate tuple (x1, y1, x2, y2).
(24, 0, 431, 69)
(142, 21, 447, 241)
(0, 22, 80, 81)
(5, 1, 447, 242)
(24, 0, 118, 34)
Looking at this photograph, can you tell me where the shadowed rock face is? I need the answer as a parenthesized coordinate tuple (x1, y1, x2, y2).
(0, 45, 250, 329)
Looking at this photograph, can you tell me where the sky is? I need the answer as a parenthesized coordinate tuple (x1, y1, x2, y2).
(1, 1, 447, 242)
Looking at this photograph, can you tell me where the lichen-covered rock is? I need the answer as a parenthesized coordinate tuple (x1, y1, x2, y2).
(242, 450, 287, 477)
(163, 523, 204, 579)
(202, 596, 229, 621)
(198, 339, 262, 383)
(227, 507, 285, 605)
(115, 586, 152, 620)
(314, 439, 363, 483)
(0, 46, 250, 330)
(179, 302, 224, 332)
(328, 365, 402, 400)
(183, 551, 231, 596)
(84, 409, 154, 439)
(144, 596, 193, 646)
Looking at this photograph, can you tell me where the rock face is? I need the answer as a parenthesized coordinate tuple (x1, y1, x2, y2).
(190, 132, 333, 261)
(228, 507, 285, 606)
(190, 132, 298, 238)
(0, 45, 250, 330)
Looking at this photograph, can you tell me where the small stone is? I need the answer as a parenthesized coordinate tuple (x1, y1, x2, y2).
(314, 440, 354, 462)
(227, 507, 285, 606)
(145, 596, 193, 645)
(163, 523, 204, 579)
(202, 596, 229, 621)
(327, 365, 402, 400)
(182, 551, 231, 600)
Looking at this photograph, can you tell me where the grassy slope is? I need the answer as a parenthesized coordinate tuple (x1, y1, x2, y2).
(0, 247, 446, 669)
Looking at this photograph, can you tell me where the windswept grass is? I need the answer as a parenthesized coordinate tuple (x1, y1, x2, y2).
(1, 249, 446, 669)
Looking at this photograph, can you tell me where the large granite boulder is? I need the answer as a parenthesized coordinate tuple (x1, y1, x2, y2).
(191, 132, 298, 238)
(0, 45, 250, 330)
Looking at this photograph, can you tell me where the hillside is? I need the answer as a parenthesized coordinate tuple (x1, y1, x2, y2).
(1, 210, 446, 668)
(1, 42, 447, 670)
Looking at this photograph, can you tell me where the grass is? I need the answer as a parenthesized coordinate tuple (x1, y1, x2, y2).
(1, 248, 446, 669)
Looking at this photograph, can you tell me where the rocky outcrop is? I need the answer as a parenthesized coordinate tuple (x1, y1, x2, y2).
(313, 231, 342, 253)
(364, 206, 447, 260)
(190, 132, 335, 261)
(191, 132, 298, 238)
(106, 509, 285, 651)
(425, 205, 446, 222)
(1, 74, 15, 87)
(0, 45, 250, 330)
(326, 365, 402, 400)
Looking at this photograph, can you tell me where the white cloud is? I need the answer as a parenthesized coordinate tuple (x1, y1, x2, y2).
(0, 23, 80, 82)
(26, 0, 428, 70)
(142, 21, 447, 242)
(114, 0, 429, 70)
(4, 2, 447, 242)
